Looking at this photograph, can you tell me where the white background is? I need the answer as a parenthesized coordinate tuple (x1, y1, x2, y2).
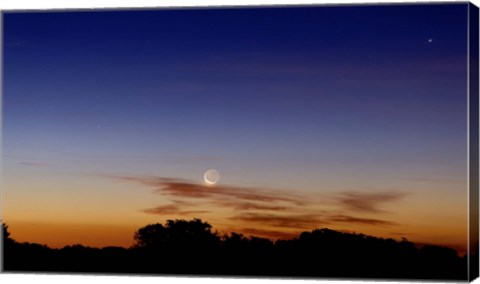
(0, 0, 479, 283)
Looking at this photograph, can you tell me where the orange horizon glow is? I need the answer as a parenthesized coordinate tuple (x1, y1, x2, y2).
(3, 174, 469, 256)
(4, 215, 468, 255)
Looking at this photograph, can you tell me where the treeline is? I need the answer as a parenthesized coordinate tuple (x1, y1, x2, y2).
(2, 219, 472, 280)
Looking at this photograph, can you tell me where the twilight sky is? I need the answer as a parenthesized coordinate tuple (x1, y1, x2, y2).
(2, 4, 469, 252)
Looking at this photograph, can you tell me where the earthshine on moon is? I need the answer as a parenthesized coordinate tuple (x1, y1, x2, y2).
(204, 169, 220, 185)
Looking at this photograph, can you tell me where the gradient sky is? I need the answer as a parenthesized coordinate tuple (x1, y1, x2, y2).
(2, 4, 470, 252)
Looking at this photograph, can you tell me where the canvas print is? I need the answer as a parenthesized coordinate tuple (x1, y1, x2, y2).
(1, 2, 479, 281)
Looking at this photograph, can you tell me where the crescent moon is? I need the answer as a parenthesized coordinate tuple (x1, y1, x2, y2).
(203, 169, 220, 185)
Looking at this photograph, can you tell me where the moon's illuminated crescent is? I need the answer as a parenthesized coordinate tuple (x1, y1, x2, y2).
(203, 169, 220, 185)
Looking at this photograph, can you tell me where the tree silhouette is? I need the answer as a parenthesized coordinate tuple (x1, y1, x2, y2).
(133, 223, 167, 249)
(133, 218, 220, 250)
(1, 218, 470, 280)
(131, 219, 222, 274)
(2, 222, 15, 247)
(222, 232, 249, 248)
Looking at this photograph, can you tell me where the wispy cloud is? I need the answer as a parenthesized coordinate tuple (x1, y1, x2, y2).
(108, 175, 403, 236)
(328, 215, 397, 226)
(17, 162, 49, 167)
(336, 191, 407, 213)
(231, 212, 398, 231)
(109, 175, 306, 205)
(406, 177, 463, 184)
(230, 213, 325, 229)
(143, 204, 208, 216)
(156, 180, 305, 204)
(239, 228, 299, 240)
(216, 201, 288, 212)
(390, 232, 414, 236)
(7, 153, 223, 170)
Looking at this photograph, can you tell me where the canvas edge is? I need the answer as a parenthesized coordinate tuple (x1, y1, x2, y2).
(468, 1, 480, 282)
(0, 2, 477, 282)
(0, 9, 5, 274)
(0, 1, 471, 14)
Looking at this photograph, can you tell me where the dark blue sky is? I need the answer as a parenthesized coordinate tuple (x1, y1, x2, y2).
(2, 3, 473, 250)
(3, 4, 468, 188)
